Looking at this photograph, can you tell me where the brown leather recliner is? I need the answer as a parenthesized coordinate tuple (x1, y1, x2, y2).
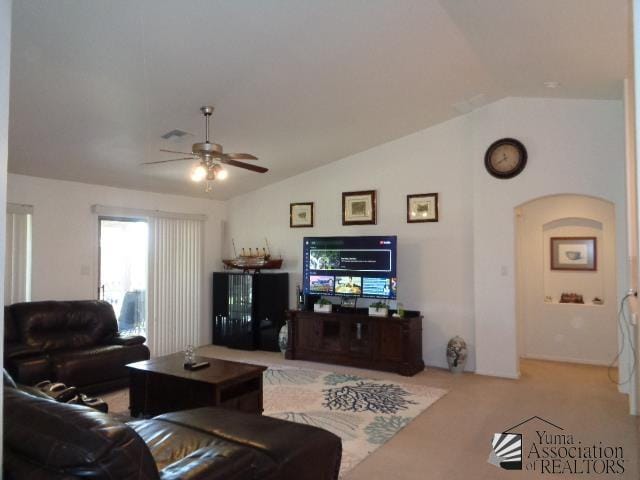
(3, 385, 342, 480)
(4, 300, 150, 392)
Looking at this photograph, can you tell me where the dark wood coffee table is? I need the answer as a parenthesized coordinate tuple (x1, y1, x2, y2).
(127, 353, 267, 417)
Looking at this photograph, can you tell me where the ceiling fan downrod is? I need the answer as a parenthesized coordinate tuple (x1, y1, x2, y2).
(200, 106, 214, 143)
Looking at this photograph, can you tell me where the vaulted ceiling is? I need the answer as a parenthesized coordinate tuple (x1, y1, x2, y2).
(9, 0, 628, 199)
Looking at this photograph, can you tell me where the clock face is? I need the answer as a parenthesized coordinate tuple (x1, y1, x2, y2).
(485, 138, 527, 179)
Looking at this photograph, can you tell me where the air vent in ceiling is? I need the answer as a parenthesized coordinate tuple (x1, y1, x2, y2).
(161, 129, 192, 140)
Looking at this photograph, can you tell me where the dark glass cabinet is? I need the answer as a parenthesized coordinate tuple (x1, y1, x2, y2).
(212, 272, 289, 351)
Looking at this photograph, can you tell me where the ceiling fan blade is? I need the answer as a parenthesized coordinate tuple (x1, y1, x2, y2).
(221, 158, 268, 173)
(225, 153, 258, 161)
(141, 157, 196, 165)
(160, 149, 196, 156)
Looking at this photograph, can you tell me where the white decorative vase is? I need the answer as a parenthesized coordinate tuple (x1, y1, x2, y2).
(446, 336, 467, 374)
(278, 322, 288, 354)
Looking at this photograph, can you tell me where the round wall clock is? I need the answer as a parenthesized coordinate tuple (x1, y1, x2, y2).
(484, 138, 527, 179)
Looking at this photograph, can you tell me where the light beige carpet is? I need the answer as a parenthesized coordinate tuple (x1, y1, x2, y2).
(104, 347, 640, 479)
(103, 363, 447, 477)
(197, 347, 640, 480)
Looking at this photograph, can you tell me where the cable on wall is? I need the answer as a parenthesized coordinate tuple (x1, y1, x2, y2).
(608, 293, 638, 386)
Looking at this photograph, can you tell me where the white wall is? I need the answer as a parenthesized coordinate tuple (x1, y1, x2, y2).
(6, 174, 226, 345)
(0, 0, 12, 465)
(226, 97, 627, 375)
(517, 195, 618, 366)
(472, 98, 627, 378)
(5, 97, 627, 377)
(226, 115, 476, 371)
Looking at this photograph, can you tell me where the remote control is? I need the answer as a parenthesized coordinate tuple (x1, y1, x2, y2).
(185, 361, 210, 370)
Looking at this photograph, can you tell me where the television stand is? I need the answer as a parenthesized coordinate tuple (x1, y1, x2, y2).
(285, 309, 424, 376)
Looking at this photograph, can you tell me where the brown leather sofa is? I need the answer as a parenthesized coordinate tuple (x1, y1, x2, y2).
(4, 300, 150, 392)
(3, 383, 342, 480)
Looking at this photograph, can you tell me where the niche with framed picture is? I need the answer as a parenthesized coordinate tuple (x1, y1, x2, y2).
(543, 219, 604, 306)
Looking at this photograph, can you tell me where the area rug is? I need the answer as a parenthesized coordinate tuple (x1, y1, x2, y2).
(103, 365, 447, 477)
(262, 366, 446, 476)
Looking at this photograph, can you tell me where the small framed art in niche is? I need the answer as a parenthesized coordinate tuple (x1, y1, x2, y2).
(550, 237, 597, 271)
(290, 202, 314, 228)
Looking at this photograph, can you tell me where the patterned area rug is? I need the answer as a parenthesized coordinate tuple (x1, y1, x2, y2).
(102, 365, 447, 477)
(263, 366, 446, 476)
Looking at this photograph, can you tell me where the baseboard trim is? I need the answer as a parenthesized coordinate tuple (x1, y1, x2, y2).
(474, 369, 520, 380)
(424, 361, 474, 374)
(521, 354, 611, 367)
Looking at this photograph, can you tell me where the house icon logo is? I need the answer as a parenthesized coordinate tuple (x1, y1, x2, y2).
(488, 416, 564, 471)
(488, 433, 523, 470)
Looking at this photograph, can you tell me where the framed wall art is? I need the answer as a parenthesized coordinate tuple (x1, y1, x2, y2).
(290, 202, 314, 228)
(342, 190, 376, 225)
(550, 237, 597, 271)
(407, 193, 438, 223)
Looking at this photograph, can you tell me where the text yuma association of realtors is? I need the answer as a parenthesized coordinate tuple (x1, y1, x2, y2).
(526, 430, 625, 474)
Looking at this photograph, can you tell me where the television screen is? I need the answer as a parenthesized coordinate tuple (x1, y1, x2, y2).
(303, 236, 397, 299)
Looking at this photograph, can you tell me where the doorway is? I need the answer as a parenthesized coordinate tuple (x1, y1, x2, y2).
(98, 217, 148, 336)
(515, 195, 618, 367)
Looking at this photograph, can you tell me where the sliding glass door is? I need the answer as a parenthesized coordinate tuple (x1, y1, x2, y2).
(98, 217, 148, 336)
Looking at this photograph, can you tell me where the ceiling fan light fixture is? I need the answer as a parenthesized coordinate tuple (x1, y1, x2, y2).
(216, 167, 228, 180)
(190, 164, 207, 182)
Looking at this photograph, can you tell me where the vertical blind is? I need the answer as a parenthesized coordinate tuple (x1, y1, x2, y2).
(147, 216, 204, 356)
(5, 204, 32, 305)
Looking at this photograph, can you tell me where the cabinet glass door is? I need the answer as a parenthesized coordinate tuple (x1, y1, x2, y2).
(348, 319, 371, 356)
(320, 318, 342, 352)
(227, 274, 253, 339)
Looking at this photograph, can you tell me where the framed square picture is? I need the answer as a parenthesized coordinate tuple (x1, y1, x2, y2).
(342, 190, 376, 225)
(290, 202, 314, 228)
(407, 193, 438, 223)
(550, 237, 597, 271)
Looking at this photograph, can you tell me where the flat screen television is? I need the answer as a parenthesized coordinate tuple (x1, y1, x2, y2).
(302, 236, 397, 299)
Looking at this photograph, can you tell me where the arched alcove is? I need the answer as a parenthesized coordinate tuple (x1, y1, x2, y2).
(515, 194, 617, 366)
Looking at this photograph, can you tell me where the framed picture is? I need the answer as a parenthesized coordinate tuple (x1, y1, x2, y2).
(342, 190, 376, 225)
(550, 237, 597, 271)
(290, 202, 314, 228)
(407, 193, 438, 223)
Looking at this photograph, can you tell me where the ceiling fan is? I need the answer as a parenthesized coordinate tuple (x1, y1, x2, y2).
(143, 106, 267, 192)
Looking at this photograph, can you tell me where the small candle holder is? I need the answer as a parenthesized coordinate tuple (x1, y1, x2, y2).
(183, 344, 195, 369)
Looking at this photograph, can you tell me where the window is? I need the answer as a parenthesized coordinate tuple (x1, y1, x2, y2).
(5, 204, 33, 304)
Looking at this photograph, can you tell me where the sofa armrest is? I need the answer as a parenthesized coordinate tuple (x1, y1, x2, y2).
(105, 334, 146, 346)
(4, 342, 43, 359)
(155, 408, 342, 480)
